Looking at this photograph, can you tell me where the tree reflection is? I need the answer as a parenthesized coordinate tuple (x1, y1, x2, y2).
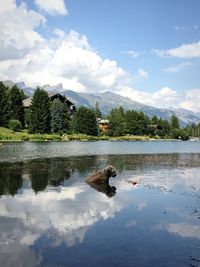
(1, 153, 197, 196)
(30, 171, 49, 193)
(0, 163, 23, 196)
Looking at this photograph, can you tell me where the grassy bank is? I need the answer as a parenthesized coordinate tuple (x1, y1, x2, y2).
(0, 127, 62, 141)
(0, 127, 152, 142)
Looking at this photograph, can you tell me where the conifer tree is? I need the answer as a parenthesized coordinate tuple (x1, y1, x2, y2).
(151, 115, 159, 125)
(0, 82, 10, 126)
(9, 85, 25, 127)
(73, 106, 98, 136)
(62, 102, 70, 130)
(108, 107, 126, 136)
(171, 115, 180, 129)
(29, 88, 51, 133)
(94, 101, 102, 118)
(51, 99, 64, 132)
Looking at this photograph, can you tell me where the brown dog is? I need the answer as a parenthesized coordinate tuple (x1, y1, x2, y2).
(85, 165, 117, 183)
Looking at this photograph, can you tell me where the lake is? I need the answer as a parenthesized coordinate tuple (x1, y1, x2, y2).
(0, 141, 200, 267)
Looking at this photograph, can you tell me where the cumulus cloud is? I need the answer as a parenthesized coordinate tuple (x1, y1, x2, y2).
(153, 41, 200, 58)
(0, 28, 127, 92)
(119, 86, 178, 108)
(119, 85, 200, 113)
(0, 1, 128, 92)
(0, 1, 45, 61)
(34, 0, 68, 16)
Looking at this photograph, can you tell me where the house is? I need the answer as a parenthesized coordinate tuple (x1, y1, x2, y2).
(23, 93, 76, 116)
(97, 118, 109, 132)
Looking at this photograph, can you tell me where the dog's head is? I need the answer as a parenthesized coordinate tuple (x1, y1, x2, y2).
(104, 165, 117, 178)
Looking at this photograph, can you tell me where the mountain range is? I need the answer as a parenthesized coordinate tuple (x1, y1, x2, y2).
(3, 80, 200, 127)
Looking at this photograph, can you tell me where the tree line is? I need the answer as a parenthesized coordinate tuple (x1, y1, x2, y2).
(0, 82, 194, 139)
(106, 107, 190, 140)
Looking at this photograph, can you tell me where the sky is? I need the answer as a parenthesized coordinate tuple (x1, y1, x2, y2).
(0, 0, 200, 112)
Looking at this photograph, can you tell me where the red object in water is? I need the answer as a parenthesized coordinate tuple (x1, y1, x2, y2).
(132, 181, 137, 186)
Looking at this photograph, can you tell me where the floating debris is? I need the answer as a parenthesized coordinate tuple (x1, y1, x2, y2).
(127, 179, 139, 186)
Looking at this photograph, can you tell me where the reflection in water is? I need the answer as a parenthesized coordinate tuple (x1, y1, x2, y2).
(87, 182, 117, 198)
(0, 154, 200, 266)
(0, 163, 23, 196)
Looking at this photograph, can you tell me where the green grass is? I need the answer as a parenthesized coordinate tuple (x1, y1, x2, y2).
(0, 127, 62, 142)
(0, 127, 151, 142)
(63, 134, 149, 141)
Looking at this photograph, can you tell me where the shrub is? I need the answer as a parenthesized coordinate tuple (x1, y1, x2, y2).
(8, 119, 22, 132)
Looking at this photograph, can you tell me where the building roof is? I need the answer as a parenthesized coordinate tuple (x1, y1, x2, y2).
(23, 93, 75, 108)
(23, 97, 32, 107)
(98, 119, 109, 124)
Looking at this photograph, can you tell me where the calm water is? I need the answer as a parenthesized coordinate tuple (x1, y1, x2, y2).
(1, 140, 200, 162)
(0, 142, 200, 267)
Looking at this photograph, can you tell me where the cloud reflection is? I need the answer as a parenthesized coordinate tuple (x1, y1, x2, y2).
(0, 184, 124, 248)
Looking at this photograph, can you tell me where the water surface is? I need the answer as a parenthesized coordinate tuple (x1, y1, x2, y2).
(0, 153, 200, 267)
(1, 140, 200, 162)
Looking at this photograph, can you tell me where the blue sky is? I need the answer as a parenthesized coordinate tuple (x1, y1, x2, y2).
(1, 0, 200, 112)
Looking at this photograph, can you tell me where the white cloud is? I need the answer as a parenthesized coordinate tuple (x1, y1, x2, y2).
(35, 0, 68, 16)
(0, 25, 127, 92)
(0, 0, 15, 13)
(122, 50, 142, 58)
(153, 41, 200, 58)
(137, 68, 149, 79)
(0, 1, 46, 61)
(162, 223, 200, 239)
(119, 86, 178, 108)
(163, 62, 194, 73)
(119, 85, 200, 113)
(179, 88, 200, 112)
(0, 184, 123, 247)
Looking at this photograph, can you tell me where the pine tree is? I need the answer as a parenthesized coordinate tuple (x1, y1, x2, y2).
(108, 107, 126, 136)
(157, 118, 171, 137)
(62, 102, 70, 130)
(125, 110, 138, 134)
(9, 85, 25, 127)
(29, 88, 51, 133)
(171, 115, 180, 129)
(0, 82, 10, 126)
(51, 99, 64, 132)
(151, 115, 159, 125)
(94, 101, 102, 118)
(73, 106, 98, 136)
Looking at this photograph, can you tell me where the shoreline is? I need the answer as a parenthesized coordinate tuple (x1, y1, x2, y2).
(0, 127, 191, 143)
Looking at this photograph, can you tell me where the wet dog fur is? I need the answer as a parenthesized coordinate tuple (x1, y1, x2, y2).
(85, 165, 117, 183)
